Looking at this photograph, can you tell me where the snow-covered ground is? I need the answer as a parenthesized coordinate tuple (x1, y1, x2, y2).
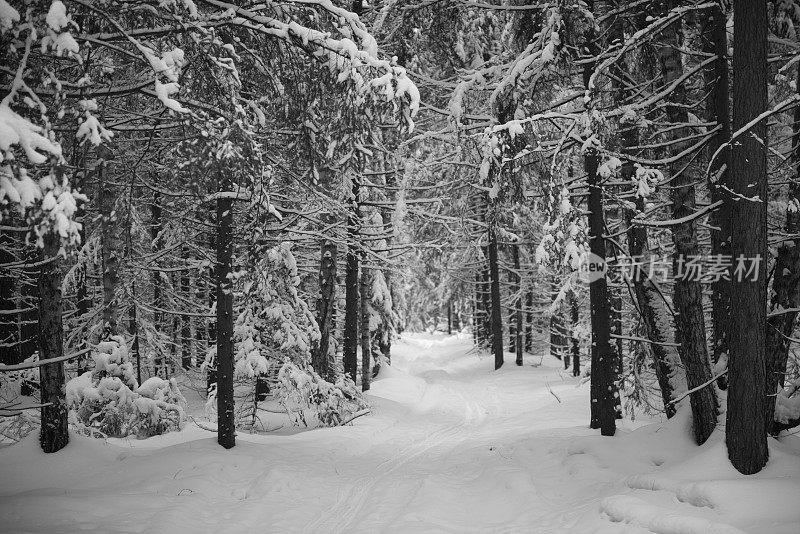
(1, 333, 799, 533)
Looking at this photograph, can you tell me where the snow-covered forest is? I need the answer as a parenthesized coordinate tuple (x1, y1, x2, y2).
(1, 0, 799, 532)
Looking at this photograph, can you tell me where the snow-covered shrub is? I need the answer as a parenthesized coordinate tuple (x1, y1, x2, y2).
(132, 377, 186, 438)
(0, 354, 41, 443)
(66, 336, 186, 438)
(234, 242, 320, 378)
(276, 362, 368, 427)
(231, 242, 367, 428)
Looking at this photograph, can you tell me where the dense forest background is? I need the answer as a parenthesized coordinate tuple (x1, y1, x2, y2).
(1, 0, 798, 478)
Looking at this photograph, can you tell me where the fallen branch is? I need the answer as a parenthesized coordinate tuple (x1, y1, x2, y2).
(545, 381, 562, 403)
(340, 408, 370, 425)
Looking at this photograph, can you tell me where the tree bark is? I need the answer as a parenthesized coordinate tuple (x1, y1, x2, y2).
(727, 0, 768, 474)
(487, 224, 504, 369)
(660, 8, 717, 445)
(701, 1, 732, 390)
(38, 233, 68, 453)
(625, 195, 684, 419)
(360, 265, 371, 391)
(525, 289, 534, 354)
(587, 151, 616, 436)
(314, 234, 337, 381)
(216, 171, 235, 449)
(129, 284, 142, 385)
(550, 276, 563, 361)
(569, 290, 580, 377)
(151, 178, 164, 377)
(0, 232, 17, 365)
(343, 178, 360, 384)
(181, 247, 191, 370)
(206, 221, 217, 397)
(512, 244, 523, 366)
(765, 66, 800, 432)
(98, 146, 118, 335)
(447, 299, 453, 335)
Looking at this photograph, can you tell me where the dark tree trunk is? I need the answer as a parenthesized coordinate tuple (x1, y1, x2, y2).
(129, 285, 142, 385)
(314, 236, 337, 381)
(525, 289, 533, 353)
(569, 290, 580, 377)
(586, 151, 616, 436)
(98, 147, 118, 335)
(611, 290, 623, 418)
(216, 172, 235, 450)
(38, 233, 68, 453)
(765, 67, 800, 432)
(473, 271, 481, 345)
(447, 299, 453, 335)
(0, 233, 16, 365)
(75, 168, 90, 374)
(181, 248, 191, 370)
(508, 261, 516, 353)
(206, 225, 217, 397)
(550, 310, 565, 362)
(550, 276, 562, 361)
(660, 8, 717, 445)
(701, 1, 732, 390)
(727, 0, 768, 474)
(343, 179, 360, 384)
(481, 263, 491, 347)
(487, 225, 504, 369)
(512, 244, 523, 366)
(360, 265, 371, 391)
(151, 180, 164, 377)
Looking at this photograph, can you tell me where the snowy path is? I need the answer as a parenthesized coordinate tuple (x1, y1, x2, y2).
(1, 333, 799, 533)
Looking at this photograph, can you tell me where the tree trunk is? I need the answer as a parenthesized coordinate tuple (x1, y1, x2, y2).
(216, 171, 235, 450)
(447, 299, 453, 335)
(701, 1, 732, 390)
(75, 199, 90, 374)
(343, 178, 360, 384)
(569, 290, 580, 377)
(508, 260, 516, 353)
(314, 235, 337, 381)
(360, 265, 371, 391)
(765, 66, 800, 432)
(181, 247, 191, 370)
(626, 195, 684, 419)
(473, 271, 482, 345)
(206, 224, 217, 397)
(660, 9, 717, 445)
(38, 233, 68, 453)
(151, 179, 164, 377)
(98, 146, 118, 335)
(0, 232, 17, 365)
(587, 151, 616, 436)
(550, 276, 562, 361)
(512, 244, 523, 366)
(525, 289, 534, 353)
(129, 284, 142, 385)
(727, 0, 768, 474)
(487, 224, 504, 369)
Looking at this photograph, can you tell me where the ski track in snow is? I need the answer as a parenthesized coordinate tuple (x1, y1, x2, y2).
(1, 333, 799, 533)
